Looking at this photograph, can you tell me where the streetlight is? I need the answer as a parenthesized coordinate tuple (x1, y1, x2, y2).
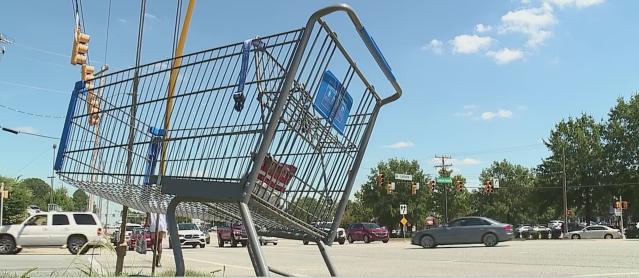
(48, 144, 57, 206)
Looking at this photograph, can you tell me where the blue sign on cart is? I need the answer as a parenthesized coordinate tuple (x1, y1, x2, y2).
(313, 70, 353, 135)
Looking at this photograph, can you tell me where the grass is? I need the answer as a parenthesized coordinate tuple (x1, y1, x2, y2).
(1, 235, 218, 278)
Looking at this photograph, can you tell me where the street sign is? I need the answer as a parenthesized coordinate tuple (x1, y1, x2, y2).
(400, 216, 408, 226)
(615, 209, 622, 216)
(395, 174, 413, 181)
(493, 178, 500, 189)
(399, 204, 407, 215)
(436, 177, 452, 183)
(391, 182, 396, 190)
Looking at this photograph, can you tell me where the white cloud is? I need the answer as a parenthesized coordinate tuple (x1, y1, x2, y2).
(518, 105, 527, 110)
(144, 12, 158, 20)
(481, 109, 513, 120)
(498, 3, 556, 47)
(449, 34, 493, 54)
(463, 104, 477, 110)
(458, 158, 482, 165)
(455, 111, 473, 117)
(383, 141, 414, 149)
(486, 48, 525, 64)
(475, 24, 493, 33)
(12, 126, 38, 133)
(543, 0, 607, 9)
(118, 19, 127, 24)
(423, 39, 443, 55)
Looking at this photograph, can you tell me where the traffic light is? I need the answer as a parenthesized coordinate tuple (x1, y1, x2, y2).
(378, 173, 384, 188)
(566, 210, 571, 216)
(2, 190, 8, 199)
(429, 180, 435, 192)
(411, 183, 416, 195)
(456, 180, 462, 193)
(485, 180, 493, 194)
(386, 182, 391, 194)
(615, 201, 621, 209)
(70, 27, 90, 65)
(622, 201, 628, 210)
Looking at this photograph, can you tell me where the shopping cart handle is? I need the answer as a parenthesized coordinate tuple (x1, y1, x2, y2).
(306, 3, 402, 106)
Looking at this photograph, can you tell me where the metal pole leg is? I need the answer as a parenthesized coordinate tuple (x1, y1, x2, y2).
(317, 240, 338, 277)
(167, 197, 185, 277)
(238, 202, 269, 277)
(246, 240, 261, 276)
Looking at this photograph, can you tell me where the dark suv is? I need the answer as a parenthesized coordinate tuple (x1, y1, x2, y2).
(346, 222, 389, 243)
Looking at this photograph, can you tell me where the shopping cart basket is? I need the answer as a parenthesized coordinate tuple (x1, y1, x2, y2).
(54, 3, 401, 277)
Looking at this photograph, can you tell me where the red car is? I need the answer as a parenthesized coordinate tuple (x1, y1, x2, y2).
(128, 227, 152, 250)
(346, 222, 389, 243)
(217, 223, 248, 247)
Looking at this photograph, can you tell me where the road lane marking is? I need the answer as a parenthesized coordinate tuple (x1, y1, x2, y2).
(574, 272, 639, 277)
(164, 254, 308, 277)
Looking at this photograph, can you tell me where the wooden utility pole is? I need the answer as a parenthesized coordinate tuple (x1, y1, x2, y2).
(563, 147, 568, 234)
(434, 155, 452, 223)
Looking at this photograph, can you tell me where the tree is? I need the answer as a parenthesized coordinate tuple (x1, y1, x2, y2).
(53, 187, 74, 211)
(19, 178, 51, 209)
(535, 114, 607, 223)
(0, 176, 32, 225)
(72, 189, 89, 211)
(341, 195, 373, 228)
(472, 160, 536, 225)
(357, 158, 434, 231)
(603, 95, 639, 218)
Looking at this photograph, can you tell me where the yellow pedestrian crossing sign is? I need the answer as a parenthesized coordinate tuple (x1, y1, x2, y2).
(400, 216, 407, 226)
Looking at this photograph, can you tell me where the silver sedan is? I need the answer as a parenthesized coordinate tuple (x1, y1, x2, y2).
(411, 216, 513, 248)
(565, 225, 623, 239)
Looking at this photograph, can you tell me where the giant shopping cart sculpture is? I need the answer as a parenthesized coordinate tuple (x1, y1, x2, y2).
(54, 4, 401, 277)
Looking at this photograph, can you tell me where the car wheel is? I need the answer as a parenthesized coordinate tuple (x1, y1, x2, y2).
(420, 235, 436, 248)
(338, 237, 345, 245)
(0, 235, 16, 255)
(241, 241, 247, 247)
(200, 244, 206, 248)
(206, 238, 210, 244)
(347, 235, 354, 244)
(218, 236, 224, 247)
(68, 235, 89, 255)
(572, 234, 581, 239)
(128, 244, 134, 251)
(382, 239, 389, 243)
(604, 234, 613, 239)
(483, 233, 498, 247)
(363, 235, 371, 244)
(303, 239, 309, 245)
(273, 242, 278, 246)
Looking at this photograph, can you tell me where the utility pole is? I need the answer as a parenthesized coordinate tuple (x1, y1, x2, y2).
(563, 147, 568, 235)
(619, 195, 625, 239)
(1, 182, 4, 226)
(434, 155, 452, 223)
(48, 144, 57, 207)
(0, 32, 15, 57)
(88, 64, 109, 213)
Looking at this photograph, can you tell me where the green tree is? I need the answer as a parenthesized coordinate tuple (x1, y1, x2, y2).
(535, 114, 607, 223)
(19, 178, 51, 209)
(603, 95, 639, 217)
(358, 158, 434, 231)
(341, 195, 373, 228)
(472, 160, 536, 225)
(53, 187, 74, 211)
(0, 176, 32, 225)
(72, 189, 89, 211)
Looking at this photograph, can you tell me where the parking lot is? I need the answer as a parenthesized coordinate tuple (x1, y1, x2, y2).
(2, 237, 639, 277)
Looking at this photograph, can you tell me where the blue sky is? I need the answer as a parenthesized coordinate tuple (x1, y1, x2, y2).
(1, 0, 637, 223)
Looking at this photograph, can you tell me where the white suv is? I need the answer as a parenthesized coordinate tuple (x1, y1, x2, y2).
(0, 212, 107, 255)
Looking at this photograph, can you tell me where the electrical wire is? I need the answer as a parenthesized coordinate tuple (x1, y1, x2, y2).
(11, 146, 52, 176)
(0, 80, 70, 95)
(0, 103, 65, 119)
(5, 53, 75, 69)
(104, 0, 112, 64)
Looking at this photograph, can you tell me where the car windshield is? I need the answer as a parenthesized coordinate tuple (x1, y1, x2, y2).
(318, 222, 332, 229)
(178, 223, 198, 230)
(363, 223, 381, 229)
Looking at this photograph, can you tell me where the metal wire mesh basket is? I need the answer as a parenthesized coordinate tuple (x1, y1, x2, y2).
(55, 3, 401, 276)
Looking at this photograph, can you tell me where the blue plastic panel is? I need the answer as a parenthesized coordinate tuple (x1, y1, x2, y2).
(313, 70, 353, 135)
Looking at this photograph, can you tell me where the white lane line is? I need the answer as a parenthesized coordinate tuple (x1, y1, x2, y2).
(573, 272, 639, 277)
(164, 254, 309, 277)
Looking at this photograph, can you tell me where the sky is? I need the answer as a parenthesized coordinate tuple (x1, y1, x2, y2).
(1, 0, 638, 224)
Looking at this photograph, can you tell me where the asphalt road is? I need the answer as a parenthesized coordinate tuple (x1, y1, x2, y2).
(2, 237, 639, 277)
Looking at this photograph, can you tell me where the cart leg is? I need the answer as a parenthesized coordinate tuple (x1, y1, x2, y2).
(246, 240, 260, 276)
(167, 197, 185, 277)
(317, 240, 338, 277)
(239, 202, 269, 276)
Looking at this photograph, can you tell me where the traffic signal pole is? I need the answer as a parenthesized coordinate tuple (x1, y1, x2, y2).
(563, 148, 568, 235)
(619, 195, 625, 239)
(1, 182, 4, 225)
(434, 155, 452, 223)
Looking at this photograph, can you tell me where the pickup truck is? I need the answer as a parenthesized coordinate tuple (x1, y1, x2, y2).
(217, 223, 247, 247)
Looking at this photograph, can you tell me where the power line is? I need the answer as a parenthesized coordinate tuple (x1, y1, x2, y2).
(5, 53, 75, 69)
(0, 103, 65, 119)
(12, 146, 52, 176)
(0, 80, 70, 95)
(104, 0, 112, 64)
